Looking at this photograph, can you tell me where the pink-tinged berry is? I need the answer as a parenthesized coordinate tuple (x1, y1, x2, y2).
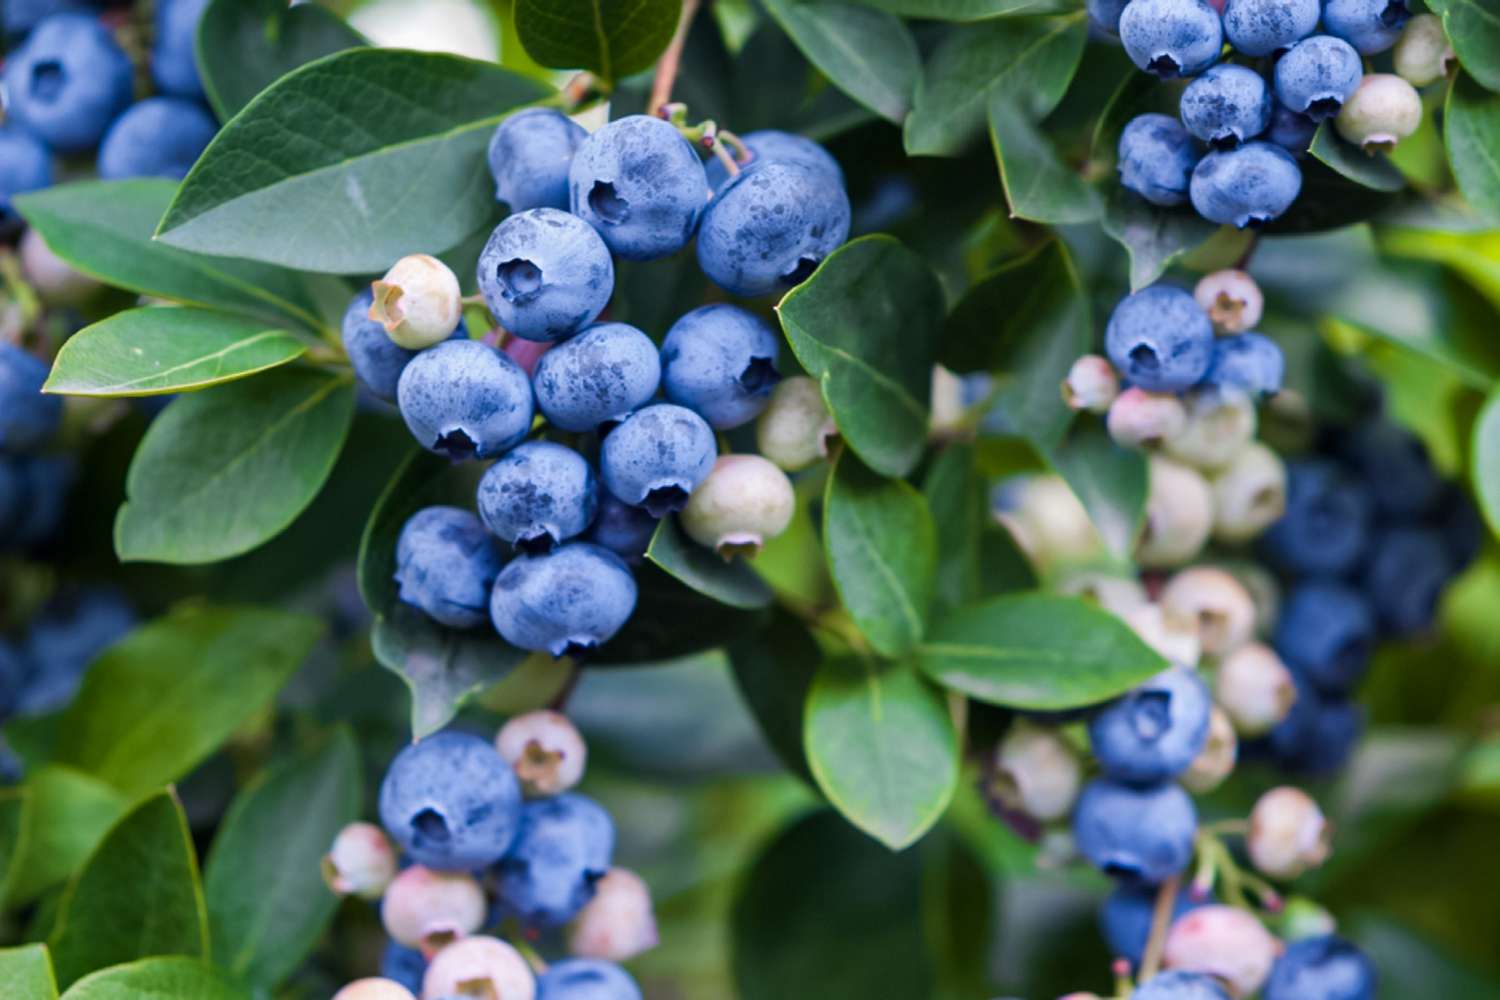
(1056, 570, 1149, 617)
(381, 866, 487, 957)
(332, 978, 417, 1000)
(995, 475, 1104, 571)
(757, 375, 836, 471)
(1182, 705, 1238, 793)
(1164, 904, 1282, 996)
(1194, 269, 1263, 334)
(1160, 566, 1256, 657)
(1335, 74, 1423, 152)
(568, 866, 660, 961)
(1162, 390, 1256, 471)
(20, 228, 98, 306)
(370, 254, 463, 349)
(502, 334, 550, 376)
(1063, 354, 1121, 413)
(1216, 642, 1297, 735)
(1248, 786, 1331, 879)
(421, 935, 536, 1000)
(992, 721, 1084, 822)
(1211, 442, 1288, 545)
(1121, 602, 1202, 668)
(322, 821, 398, 900)
(1107, 387, 1187, 449)
(496, 710, 587, 797)
(1137, 456, 1214, 569)
(680, 454, 795, 558)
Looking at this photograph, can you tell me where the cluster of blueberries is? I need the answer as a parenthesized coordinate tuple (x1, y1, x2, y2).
(1094, 0, 1455, 228)
(0, 342, 71, 552)
(323, 713, 657, 1000)
(0, 0, 219, 228)
(344, 108, 850, 657)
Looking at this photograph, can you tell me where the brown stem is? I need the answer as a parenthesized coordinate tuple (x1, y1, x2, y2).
(648, 0, 702, 116)
(1138, 872, 1182, 981)
(1233, 232, 1261, 271)
(562, 71, 596, 107)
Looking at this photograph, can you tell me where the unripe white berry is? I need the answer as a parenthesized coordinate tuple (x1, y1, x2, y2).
(992, 722, 1083, 822)
(1211, 442, 1287, 545)
(1393, 14, 1454, 87)
(568, 867, 659, 961)
(1182, 705, 1238, 793)
(1054, 570, 1148, 617)
(681, 454, 795, 558)
(929, 364, 967, 434)
(1211, 559, 1281, 636)
(1121, 602, 1202, 668)
(1163, 389, 1256, 471)
(1136, 456, 1213, 569)
(20, 228, 98, 306)
(993, 475, 1103, 571)
(421, 936, 536, 1000)
(1107, 387, 1187, 449)
(322, 821, 398, 900)
(1248, 786, 1331, 880)
(496, 710, 587, 797)
(333, 979, 417, 1000)
(1194, 269, 1263, 334)
(756, 375, 835, 471)
(1160, 565, 1255, 657)
(1164, 904, 1282, 997)
(381, 866, 487, 957)
(1216, 642, 1297, 735)
(370, 254, 462, 349)
(1062, 354, 1121, 413)
(1336, 73, 1424, 153)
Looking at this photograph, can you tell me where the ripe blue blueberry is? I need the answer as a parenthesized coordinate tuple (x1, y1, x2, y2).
(152, 0, 209, 98)
(0, 639, 25, 719)
(1132, 971, 1232, 1000)
(3, 13, 134, 153)
(1342, 420, 1443, 517)
(394, 506, 506, 630)
(16, 587, 135, 716)
(1258, 458, 1372, 575)
(1089, 667, 1212, 784)
(494, 793, 616, 928)
(97, 97, 218, 181)
(396, 339, 534, 461)
(0, 343, 64, 452)
(488, 108, 588, 212)
(1180, 65, 1272, 148)
(568, 114, 709, 261)
(1262, 670, 1362, 774)
(1190, 141, 1303, 228)
(1274, 580, 1375, 695)
(1118, 114, 1200, 207)
(1073, 778, 1197, 882)
(4, 0, 92, 39)
(1101, 883, 1206, 966)
(600, 404, 717, 516)
(1104, 285, 1215, 393)
(1263, 935, 1377, 1000)
(0, 125, 53, 231)
(379, 942, 427, 996)
(531, 322, 660, 432)
(1222, 0, 1319, 55)
(1362, 526, 1450, 636)
(0, 458, 22, 544)
(1202, 331, 1284, 396)
(1118, 0, 1224, 78)
(696, 160, 851, 298)
(661, 305, 781, 429)
(585, 494, 659, 563)
(1266, 101, 1318, 155)
(1088, 0, 1131, 34)
(703, 129, 843, 191)
(1323, 0, 1410, 53)
(3, 454, 73, 549)
(341, 288, 467, 403)
(378, 730, 523, 871)
(1274, 35, 1364, 121)
(477, 441, 599, 553)
(490, 542, 638, 656)
(477, 208, 614, 343)
(537, 959, 643, 1000)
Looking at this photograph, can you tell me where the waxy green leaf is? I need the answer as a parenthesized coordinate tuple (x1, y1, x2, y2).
(1427, 0, 1500, 92)
(762, 0, 920, 123)
(6, 769, 127, 907)
(60, 958, 249, 1000)
(990, 94, 1101, 224)
(515, 0, 683, 81)
(198, 0, 367, 119)
(1310, 122, 1407, 193)
(646, 516, 774, 610)
(1102, 186, 1220, 292)
(1446, 72, 1500, 223)
(0, 945, 56, 1000)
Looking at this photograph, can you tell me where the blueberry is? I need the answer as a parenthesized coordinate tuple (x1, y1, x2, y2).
(703, 129, 843, 191)
(3, 13, 134, 153)
(1362, 526, 1450, 636)
(1132, 971, 1232, 1000)
(1273, 35, 1364, 121)
(568, 114, 708, 261)
(1435, 484, 1483, 573)
(396, 339, 534, 461)
(477, 441, 599, 553)
(1274, 580, 1375, 695)
(1101, 883, 1206, 966)
(394, 506, 506, 629)
(1342, 420, 1443, 517)
(341, 288, 468, 404)
(1073, 778, 1197, 882)
(1323, 0, 1409, 53)
(4, 0, 92, 39)
(495, 793, 615, 929)
(1104, 285, 1215, 393)
(0, 342, 63, 453)
(1089, 0, 1131, 34)
(0, 640, 25, 719)
(1202, 331, 1284, 396)
(1265, 101, 1318, 156)
(0, 125, 53, 232)
(152, 0, 210, 99)
(697, 160, 851, 298)
(1262, 670, 1362, 773)
(537, 958, 643, 1000)
(488, 107, 588, 212)
(3, 454, 74, 549)
(1263, 935, 1377, 1000)
(379, 941, 427, 996)
(490, 542, 637, 656)
(1118, 113, 1200, 207)
(1259, 459, 1372, 575)
(1118, 0, 1224, 78)
(531, 322, 660, 432)
(1190, 141, 1302, 228)
(1180, 65, 1272, 148)
(16, 587, 135, 716)
(1089, 667, 1212, 784)
(378, 730, 523, 871)
(1222, 0, 1318, 55)
(97, 96, 217, 181)
(477, 207, 614, 343)
(660, 304, 781, 429)
(585, 494, 658, 563)
(599, 404, 717, 516)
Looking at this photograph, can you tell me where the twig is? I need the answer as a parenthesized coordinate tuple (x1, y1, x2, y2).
(648, 0, 702, 116)
(562, 71, 596, 107)
(1139, 873, 1181, 981)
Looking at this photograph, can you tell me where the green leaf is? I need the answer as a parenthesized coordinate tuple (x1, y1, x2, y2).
(979, 523, 1039, 595)
(918, 592, 1167, 709)
(515, 0, 682, 81)
(1041, 423, 1148, 560)
(1471, 389, 1500, 537)
(204, 730, 361, 989)
(1309, 121, 1407, 192)
(198, 0, 367, 120)
(645, 516, 774, 610)
(852, 0, 1072, 17)
(0, 945, 57, 1000)
(114, 367, 355, 564)
(805, 658, 958, 850)
(1446, 72, 1500, 223)
(49, 793, 208, 990)
(754, 472, 833, 609)
(593, 564, 765, 666)
(823, 450, 937, 657)
(905, 14, 1086, 156)
(156, 50, 552, 273)
(44, 309, 306, 398)
(54, 606, 323, 798)
(1263, 158, 1389, 234)
(1427, 0, 1500, 92)
(922, 443, 984, 611)
(12, 181, 324, 332)
(7, 769, 129, 907)
(59, 958, 249, 1000)
(0, 789, 30, 910)
(762, 0, 919, 123)
(778, 236, 945, 478)
(989, 93, 1101, 224)
(727, 609, 822, 785)
(1101, 185, 1221, 291)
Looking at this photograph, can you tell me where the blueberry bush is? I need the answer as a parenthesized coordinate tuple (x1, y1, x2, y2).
(3, 0, 1500, 997)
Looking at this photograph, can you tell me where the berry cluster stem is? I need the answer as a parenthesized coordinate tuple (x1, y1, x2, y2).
(1138, 872, 1180, 981)
(649, 0, 702, 116)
